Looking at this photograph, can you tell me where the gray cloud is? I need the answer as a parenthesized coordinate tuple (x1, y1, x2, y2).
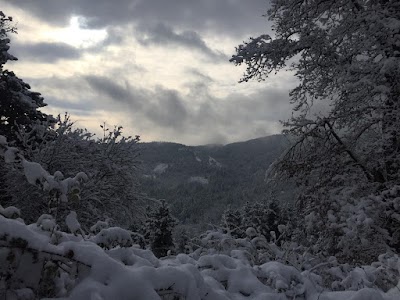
(185, 68, 214, 83)
(130, 0, 271, 37)
(86, 27, 125, 51)
(15, 70, 294, 145)
(12, 42, 81, 62)
(5, 0, 272, 37)
(136, 23, 227, 61)
(145, 87, 188, 128)
(84, 75, 189, 129)
(85, 75, 134, 104)
(20, 76, 100, 117)
(45, 97, 97, 116)
(40, 73, 293, 144)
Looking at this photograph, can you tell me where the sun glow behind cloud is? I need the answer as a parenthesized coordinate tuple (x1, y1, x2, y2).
(46, 16, 107, 48)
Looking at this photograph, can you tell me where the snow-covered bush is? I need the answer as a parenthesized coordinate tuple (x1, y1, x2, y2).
(2, 205, 399, 300)
(2, 115, 145, 228)
(221, 200, 289, 244)
(191, 226, 400, 295)
(0, 134, 88, 203)
(292, 185, 400, 265)
(221, 206, 244, 238)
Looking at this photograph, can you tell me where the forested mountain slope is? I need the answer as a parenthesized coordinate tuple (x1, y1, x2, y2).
(138, 135, 291, 225)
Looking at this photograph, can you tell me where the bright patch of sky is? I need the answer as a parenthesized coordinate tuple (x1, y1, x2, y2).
(46, 16, 108, 48)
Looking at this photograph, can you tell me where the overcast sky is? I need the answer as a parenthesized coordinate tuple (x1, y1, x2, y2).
(3, 0, 296, 145)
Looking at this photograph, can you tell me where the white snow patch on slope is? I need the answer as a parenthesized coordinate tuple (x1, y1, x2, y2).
(143, 174, 155, 179)
(153, 163, 169, 174)
(189, 176, 209, 185)
(208, 156, 222, 168)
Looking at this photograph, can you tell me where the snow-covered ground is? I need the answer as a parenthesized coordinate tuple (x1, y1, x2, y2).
(1, 212, 399, 300)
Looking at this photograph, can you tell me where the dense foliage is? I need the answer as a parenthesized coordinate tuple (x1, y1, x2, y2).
(1, 113, 144, 228)
(0, 11, 52, 147)
(222, 200, 289, 244)
(0, 11, 55, 210)
(231, 0, 400, 263)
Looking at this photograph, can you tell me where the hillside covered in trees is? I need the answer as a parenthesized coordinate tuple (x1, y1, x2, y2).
(138, 135, 291, 226)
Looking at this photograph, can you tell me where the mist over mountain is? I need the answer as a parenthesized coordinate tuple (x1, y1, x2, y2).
(138, 134, 292, 227)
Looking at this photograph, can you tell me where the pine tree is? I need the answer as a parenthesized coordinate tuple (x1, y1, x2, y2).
(0, 11, 54, 207)
(144, 200, 177, 257)
(0, 11, 52, 147)
(175, 227, 190, 254)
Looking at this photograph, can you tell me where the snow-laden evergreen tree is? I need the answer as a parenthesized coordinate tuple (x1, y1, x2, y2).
(0, 11, 54, 206)
(143, 200, 177, 257)
(0, 11, 52, 146)
(174, 226, 190, 254)
(231, 0, 400, 263)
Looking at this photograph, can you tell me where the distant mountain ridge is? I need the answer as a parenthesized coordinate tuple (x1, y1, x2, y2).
(138, 135, 290, 227)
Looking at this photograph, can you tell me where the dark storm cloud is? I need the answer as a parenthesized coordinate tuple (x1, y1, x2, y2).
(4, 0, 271, 37)
(12, 42, 81, 62)
(136, 23, 227, 61)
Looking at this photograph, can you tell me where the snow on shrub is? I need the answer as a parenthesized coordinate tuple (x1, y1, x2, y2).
(92, 227, 134, 249)
(2, 209, 399, 299)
